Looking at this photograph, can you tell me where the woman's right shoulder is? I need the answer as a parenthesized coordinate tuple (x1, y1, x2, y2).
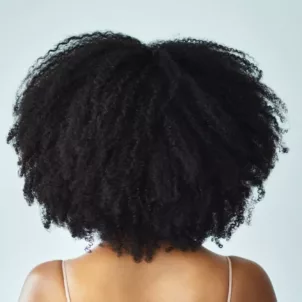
(229, 256, 277, 302)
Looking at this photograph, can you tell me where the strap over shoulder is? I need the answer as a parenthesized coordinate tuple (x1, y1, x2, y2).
(226, 256, 233, 302)
(62, 260, 71, 302)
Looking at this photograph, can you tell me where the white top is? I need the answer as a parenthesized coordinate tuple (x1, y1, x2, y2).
(62, 256, 233, 302)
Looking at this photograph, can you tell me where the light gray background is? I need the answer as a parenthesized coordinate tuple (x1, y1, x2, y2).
(0, 0, 301, 301)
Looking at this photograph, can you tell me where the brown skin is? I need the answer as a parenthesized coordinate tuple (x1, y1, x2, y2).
(19, 244, 277, 302)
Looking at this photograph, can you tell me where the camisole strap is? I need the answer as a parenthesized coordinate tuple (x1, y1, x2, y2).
(62, 260, 71, 302)
(226, 256, 233, 302)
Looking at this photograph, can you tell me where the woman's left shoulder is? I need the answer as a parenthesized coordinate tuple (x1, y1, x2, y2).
(18, 260, 66, 302)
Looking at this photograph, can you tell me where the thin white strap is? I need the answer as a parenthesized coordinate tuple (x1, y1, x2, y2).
(226, 256, 232, 302)
(62, 260, 71, 302)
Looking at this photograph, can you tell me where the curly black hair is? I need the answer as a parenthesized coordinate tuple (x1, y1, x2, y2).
(7, 31, 288, 262)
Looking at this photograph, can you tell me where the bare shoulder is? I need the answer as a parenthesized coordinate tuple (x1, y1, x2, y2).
(230, 256, 277, 302)
(18, 260, 66, 302)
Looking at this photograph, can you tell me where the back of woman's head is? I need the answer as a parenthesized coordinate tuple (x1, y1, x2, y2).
(7, 31, 288, 262)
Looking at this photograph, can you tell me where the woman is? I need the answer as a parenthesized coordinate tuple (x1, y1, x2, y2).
(8, 31, 287, 302)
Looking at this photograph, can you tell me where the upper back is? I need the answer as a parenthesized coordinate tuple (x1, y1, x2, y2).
(19, 246, 277, 302)
(62, 246, 231, 302)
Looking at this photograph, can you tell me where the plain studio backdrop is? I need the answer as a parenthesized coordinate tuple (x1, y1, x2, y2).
(0, 0, 301, 301)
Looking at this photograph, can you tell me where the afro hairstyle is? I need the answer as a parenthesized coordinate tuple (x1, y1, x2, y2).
(7, 31, 288, 262)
